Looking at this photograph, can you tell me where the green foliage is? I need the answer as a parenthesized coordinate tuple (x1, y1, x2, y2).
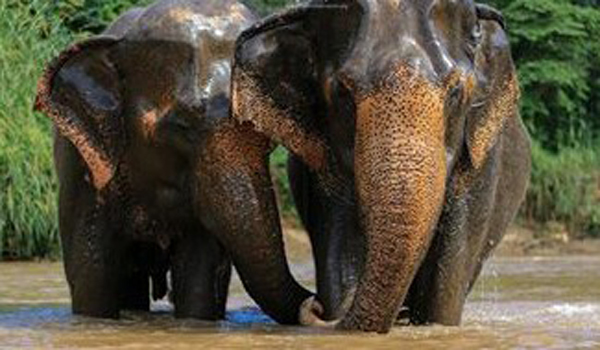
(245, 0, 294, 15)
(485, 0, 600, 150)
(50, 0, 153, 35)
(0, 0, 72, 259)
(270, 147, 299, 221)
(483, 0, 600, 238)
(524, 141, 600, 237)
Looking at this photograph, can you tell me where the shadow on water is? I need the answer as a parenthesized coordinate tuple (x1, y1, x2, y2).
(0, 304, 276, 330)
(0, 306, 71, 329)
(0, 256, 599, 349)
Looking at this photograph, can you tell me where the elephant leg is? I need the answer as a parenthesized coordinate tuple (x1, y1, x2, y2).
(407, 193, 496, 325)
(171, 227, 231, 320)
(407, 147, 503, 325)
(65, 219, 122, 318)
(409, 121, 530, 325)
(119, 242, 152, 312)
(55, 135, 122, 318)
(406, 224, 473, 325)
(119, 271, 149, 312)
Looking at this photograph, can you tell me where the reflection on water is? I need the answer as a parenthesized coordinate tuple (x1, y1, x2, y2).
(0, 256, 599, 349)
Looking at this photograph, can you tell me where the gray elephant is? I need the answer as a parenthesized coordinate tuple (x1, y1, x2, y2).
(231, 0, 531, 332)
(34, 0, 313, 323)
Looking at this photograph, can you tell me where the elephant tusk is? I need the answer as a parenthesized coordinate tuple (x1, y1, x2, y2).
(299, 296, 340, 328)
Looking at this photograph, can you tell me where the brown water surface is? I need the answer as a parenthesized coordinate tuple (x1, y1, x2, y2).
(0, 255, 599, 349)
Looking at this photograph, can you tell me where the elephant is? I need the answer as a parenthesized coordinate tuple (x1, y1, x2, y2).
(34, 0, 314, 324)
(231, 0, 531, 333)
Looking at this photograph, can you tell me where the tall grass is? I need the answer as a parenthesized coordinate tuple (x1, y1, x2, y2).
(0, 0, 72, 260)
(523, 141, 600, 238)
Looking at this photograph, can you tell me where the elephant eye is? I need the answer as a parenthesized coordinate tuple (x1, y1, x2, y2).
(472, 21, 482, 44)
(464, 21, 482, 61)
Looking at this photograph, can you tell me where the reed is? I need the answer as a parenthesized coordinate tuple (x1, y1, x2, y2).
(524, 140, 600, 238)
(0, 0, 73, 259)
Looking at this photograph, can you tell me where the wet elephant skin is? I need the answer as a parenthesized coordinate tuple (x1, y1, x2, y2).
(35, 0, 312, 324)
(231, 0, 531, 333)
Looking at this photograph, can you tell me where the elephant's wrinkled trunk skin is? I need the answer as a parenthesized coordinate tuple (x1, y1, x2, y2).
(196, 124, 312, 325)
(341, 64, 448, 333)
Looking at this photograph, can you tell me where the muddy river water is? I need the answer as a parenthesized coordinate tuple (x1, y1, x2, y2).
(0, 253, 599, 349)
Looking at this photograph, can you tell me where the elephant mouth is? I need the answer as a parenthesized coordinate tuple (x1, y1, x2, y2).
(155, 184, 186, 210)
(129, 204, 175, 249)
(108, 164, 183, 247)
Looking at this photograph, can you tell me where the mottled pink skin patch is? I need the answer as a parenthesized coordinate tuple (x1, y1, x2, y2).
(65, 127, 115, 190)
(140, 109, 159, 140)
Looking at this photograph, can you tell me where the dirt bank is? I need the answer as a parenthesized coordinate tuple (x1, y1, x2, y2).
(495, 225, 600, 257)
(282, 222, 600, 261)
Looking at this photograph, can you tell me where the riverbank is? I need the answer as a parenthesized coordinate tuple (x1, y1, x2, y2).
(0, 224, 597, 263)
(281, 223, 600, 260)
(495, 226, 600, 257)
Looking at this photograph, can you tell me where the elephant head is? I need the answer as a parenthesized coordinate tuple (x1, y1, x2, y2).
(231, 0, 520, 332)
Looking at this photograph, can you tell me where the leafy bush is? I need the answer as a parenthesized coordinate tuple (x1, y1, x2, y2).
(50, 0, 153, 35)
(485, 0, 600, 151)
(484, 0, 600, 238)
(244, 0, 295, 15)
(0, 0, 73, 259)
(524, 142, 600, 238)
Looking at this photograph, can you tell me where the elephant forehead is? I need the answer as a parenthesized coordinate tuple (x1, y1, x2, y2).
(339, 0, 477, 84)
(126, 1, 256, 45)
(119, 1, 255, 102)
(166, 5, 252, 41)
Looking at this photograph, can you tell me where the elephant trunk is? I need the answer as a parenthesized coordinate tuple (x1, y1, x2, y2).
(232, 237, 313, 324)
(196, 124, 312, 325)
(340, 65, 448, 332)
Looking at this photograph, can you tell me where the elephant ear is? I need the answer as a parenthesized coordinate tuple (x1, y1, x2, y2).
(465, 13, 520, 170)
(231, 8, 329, 171)
(35, 37, 123, 190)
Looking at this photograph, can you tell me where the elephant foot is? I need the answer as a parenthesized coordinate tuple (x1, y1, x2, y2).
(299, 297, 340, 328)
